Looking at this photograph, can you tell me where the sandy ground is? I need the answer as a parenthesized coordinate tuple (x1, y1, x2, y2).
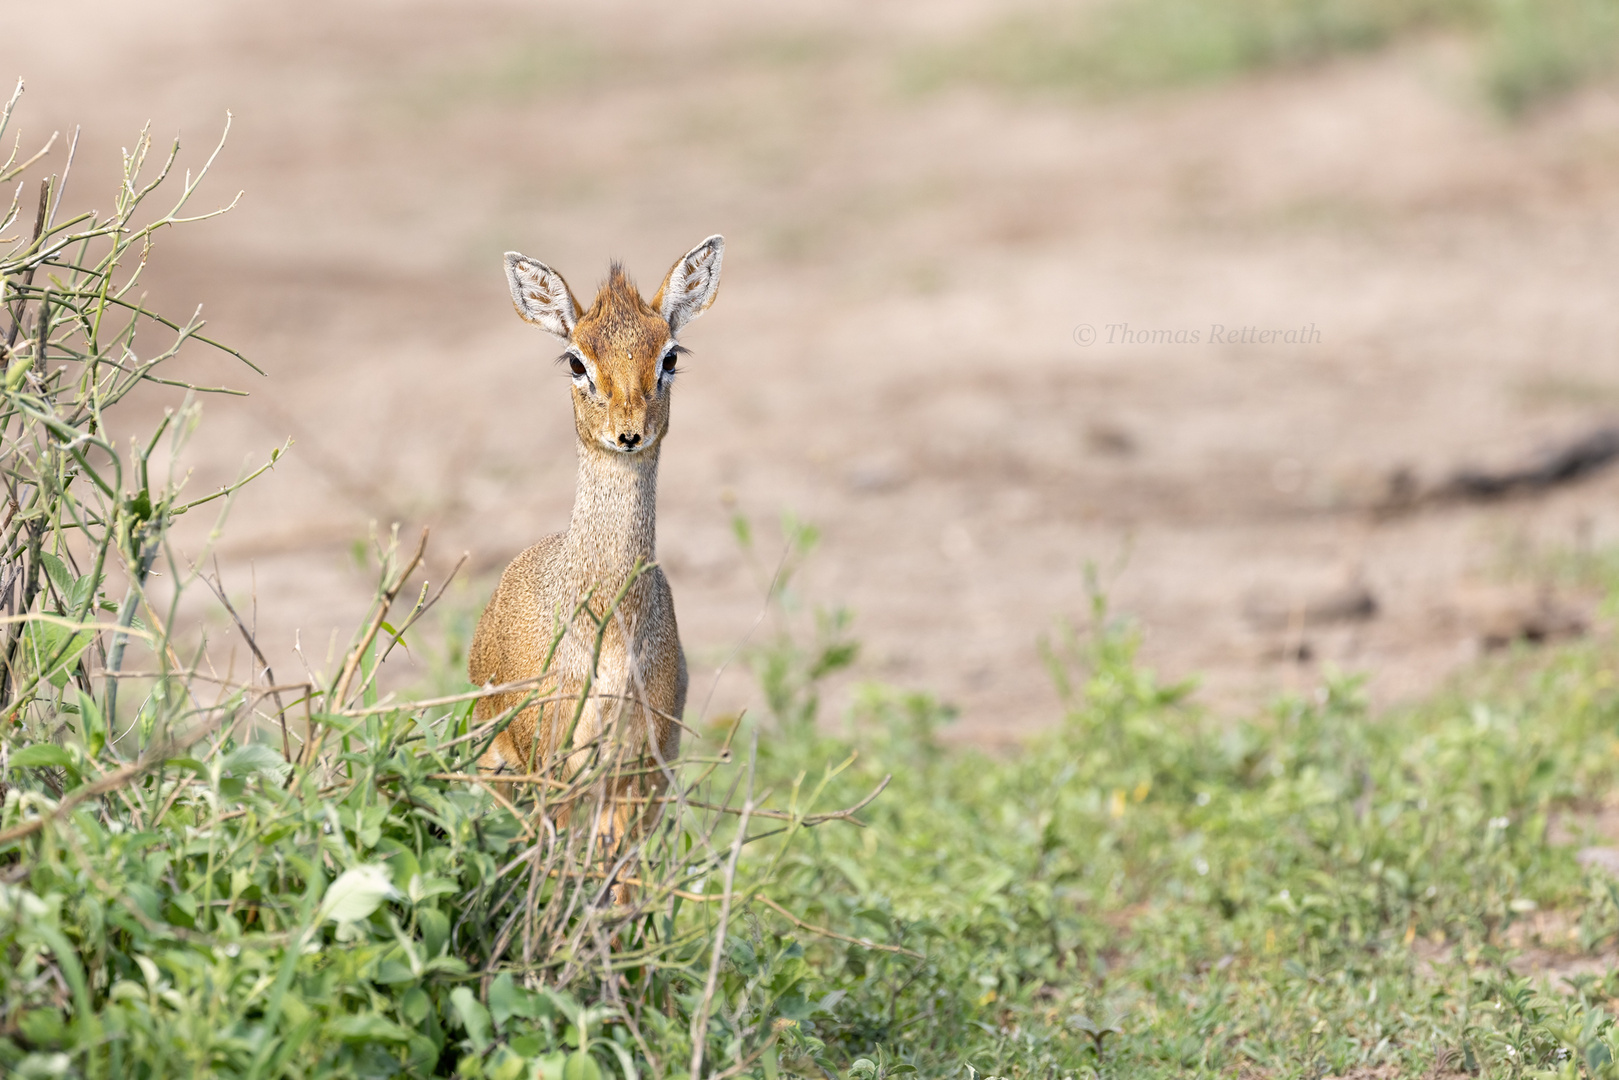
(9, 1, 1619, 742)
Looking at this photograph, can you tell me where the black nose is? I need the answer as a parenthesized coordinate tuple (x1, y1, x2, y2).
(618, 432, 641, 449)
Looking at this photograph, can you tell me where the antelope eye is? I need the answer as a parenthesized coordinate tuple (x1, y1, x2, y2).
(568, 356, 587, 377)
(661, 352, 677, 373)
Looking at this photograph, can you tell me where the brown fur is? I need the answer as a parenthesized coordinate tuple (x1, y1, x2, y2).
(472, 238, 722, 889)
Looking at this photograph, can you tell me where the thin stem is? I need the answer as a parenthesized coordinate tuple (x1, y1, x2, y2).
(690, 729, 756, 1080)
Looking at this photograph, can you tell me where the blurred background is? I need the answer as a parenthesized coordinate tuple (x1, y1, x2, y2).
(8, 0, 1619, 741)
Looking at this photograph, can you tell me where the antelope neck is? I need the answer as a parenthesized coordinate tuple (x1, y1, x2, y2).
(563, 439, 660, 586)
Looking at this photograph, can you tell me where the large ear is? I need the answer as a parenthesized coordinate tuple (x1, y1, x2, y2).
(653, 235, 724, 333)
(505, 251, 579, 338)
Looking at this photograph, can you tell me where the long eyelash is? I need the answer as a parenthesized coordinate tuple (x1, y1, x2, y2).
(558, 351, 593, 385)
(661, 344, 689, 377)
(556, 351, 597, 392)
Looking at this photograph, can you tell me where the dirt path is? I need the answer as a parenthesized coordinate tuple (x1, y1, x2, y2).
(12, 1, 1619, 741)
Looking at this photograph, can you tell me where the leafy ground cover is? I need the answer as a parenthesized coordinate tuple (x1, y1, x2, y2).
(905, 0, 1619, 115)
(7, 78, 1619, 1080)
(731, 581, 1619, 1078)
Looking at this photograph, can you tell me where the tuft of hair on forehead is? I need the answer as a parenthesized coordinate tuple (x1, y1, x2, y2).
(571, 262, 671, 363)
(585, 263, 656, 322)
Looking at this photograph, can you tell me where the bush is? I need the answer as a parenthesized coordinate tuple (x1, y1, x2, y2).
(739, 580, 1619, 1077)
(10, 76, 1619, 1080)
(0, 84, 869, 1080)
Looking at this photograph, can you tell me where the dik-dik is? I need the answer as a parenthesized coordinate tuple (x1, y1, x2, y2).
(470, 236, 723, 874)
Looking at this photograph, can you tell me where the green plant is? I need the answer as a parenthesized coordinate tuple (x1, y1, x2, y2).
(905, 0, 1619, 115)
(905, 0, 1477, 95)
(14, 67, 1619, 1080)
(0, 87, 876, 1080)
(724, 568, 1619, 1076)
(0, 84, 265, 736)
(1484, 0, 1619, 113)
(731, 512, 859, 734)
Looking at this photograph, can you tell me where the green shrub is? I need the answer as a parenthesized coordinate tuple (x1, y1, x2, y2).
(737, 582, 1619, 1076)
(10, 72, 1619, 1080)
(0, 84, 862, 1080)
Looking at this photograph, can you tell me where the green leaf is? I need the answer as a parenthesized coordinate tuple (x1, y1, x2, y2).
(814, 990, 847, 1015)
(594, 1037, 639, 1080)
(538, 988, 583, 1028)
(488, 1046, 528, 1080)
(67, 572, 98, 616)
(561, 1050, 602, 1080)
(407, 873, 459, 905)
(4, 353, 32, 390)
(374, 956, 417, 985)
(406, 1034, 438, 1074)
(221, 743, 291, 784)
(418, 906, 450, 958)
(72, 690, 104, 756)
(17, 1008, 65, 1048)
(400, 987, 430, 1026)
(329, 1014, 413, 1043)
(320, 865, 399, 923)
(24, 618, 95, 689)
(37, 552, 74, 602)
(450, 986, 492, 1053)
(379, 620, 410, 653)
(489, 972, 539, 1030)
(9, 744, 72, 770)
(124, 883, 160, 921)
(422, 955, 470, 977)
(126, 488, 152, 524)
(17, 1010, 65, 1049)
